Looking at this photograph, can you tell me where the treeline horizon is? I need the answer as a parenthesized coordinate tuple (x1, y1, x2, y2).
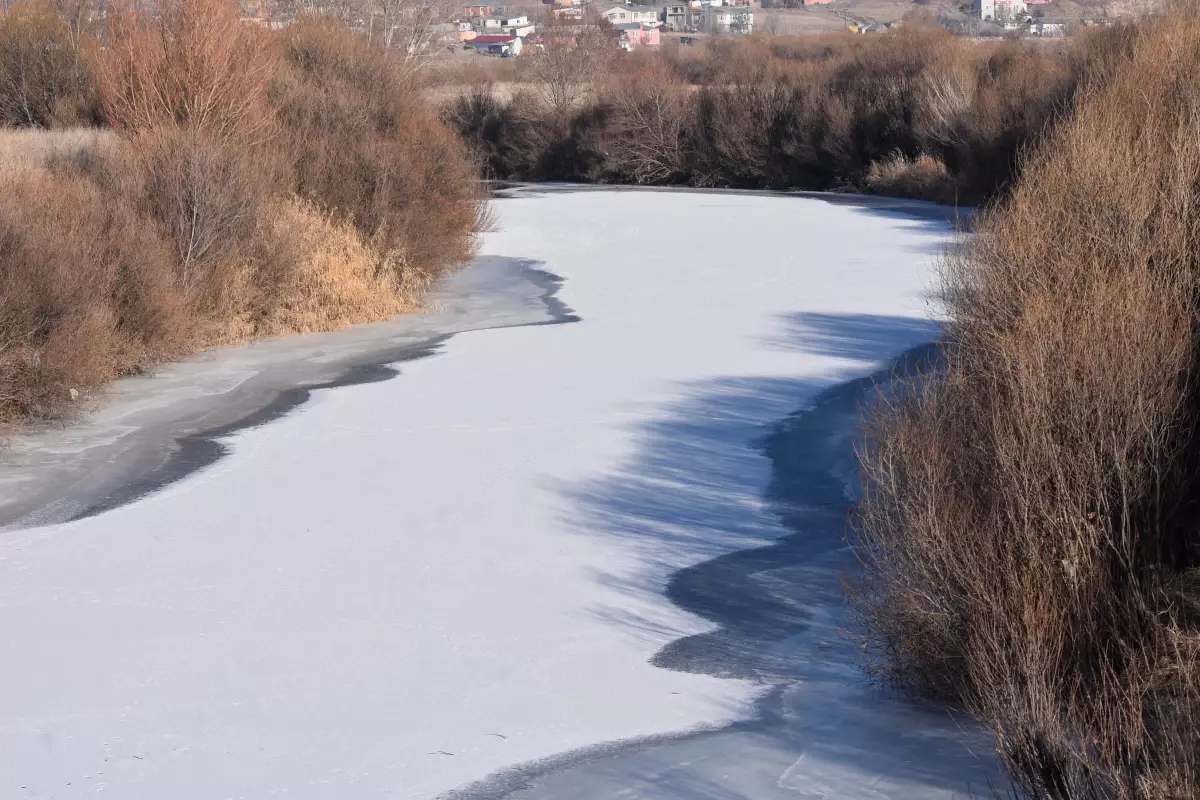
(445, 23, 1135, 206)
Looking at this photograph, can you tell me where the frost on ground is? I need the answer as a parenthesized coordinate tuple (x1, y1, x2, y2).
(0, 188, 996, 799)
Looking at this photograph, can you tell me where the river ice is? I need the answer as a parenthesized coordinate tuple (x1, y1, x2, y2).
(0, 187, 1002, 799)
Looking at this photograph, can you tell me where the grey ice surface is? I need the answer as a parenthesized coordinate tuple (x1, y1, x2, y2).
(443, 320, 1005, 800)
(0, 256, 577, 529)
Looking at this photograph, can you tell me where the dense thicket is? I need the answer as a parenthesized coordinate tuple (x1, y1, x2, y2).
(0, 0, 482, 429)
(854, 9, 1200, 798)
(446, 24, 1136, 204)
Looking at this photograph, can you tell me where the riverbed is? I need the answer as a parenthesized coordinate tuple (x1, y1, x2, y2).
(0, 186, 1002, 799)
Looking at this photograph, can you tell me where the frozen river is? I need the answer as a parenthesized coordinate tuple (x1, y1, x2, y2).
(0, 187, 1003, 799)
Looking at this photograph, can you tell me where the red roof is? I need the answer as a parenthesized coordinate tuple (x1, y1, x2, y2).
(471, 34, 517, 43)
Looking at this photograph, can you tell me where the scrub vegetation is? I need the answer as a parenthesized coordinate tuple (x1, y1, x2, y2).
(445, 21, 1135, 204)
(854, 6, 1200, 798)
(0, 0, 483, 429)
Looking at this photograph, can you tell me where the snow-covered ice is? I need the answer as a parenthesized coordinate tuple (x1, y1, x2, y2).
(0, 187, 1000, 799)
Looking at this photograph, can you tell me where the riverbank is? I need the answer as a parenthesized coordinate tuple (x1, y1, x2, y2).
(0, 256, 568, 529)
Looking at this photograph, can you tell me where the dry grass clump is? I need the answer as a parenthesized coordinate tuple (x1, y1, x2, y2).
(854, 8, 1200, 798)
(0, 126, 113, 172)
(250, 199, 413, 337)
(864, 152, 956, 203)
(0, 0, 482, 429)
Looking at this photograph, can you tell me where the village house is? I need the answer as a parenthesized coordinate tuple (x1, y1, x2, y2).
(482, 14, 527, 27)
(479, 14, 536, 36)
(700, 7, 753, 33)
(467, 33, 524, 55)
(615, 21, 661, 48)
(664, 3, 703, 31)
(463, 4, 496, 17)
(1028, 18, 1067, 35)
(601, 6, 660, 25)
(975, 0, 1027, 21)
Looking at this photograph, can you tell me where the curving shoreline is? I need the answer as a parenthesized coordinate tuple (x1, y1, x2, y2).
(0, 187, 973, 799)
(0, 257, 578, 530)
(445, 341, 1004, 800)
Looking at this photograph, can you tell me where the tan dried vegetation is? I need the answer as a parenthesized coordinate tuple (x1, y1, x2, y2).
(0, 0, 483, 429)
(854, 6, 1200, 798)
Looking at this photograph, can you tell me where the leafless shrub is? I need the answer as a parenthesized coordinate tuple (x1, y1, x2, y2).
(272, 18, 484, 283)
(0, 3, 483, 430)
(448, 24, 1107, 202)
(0, 165, 186, 427)
(529, 22, 612, 127)
(277, 0, 458, 68)
(130, 127, 268, 307)
(604, 61, 690, 183)
(442, 85, 551, 179)
(0, 0, 98, 126)
(97, 0, 278, 145)
(854, 8, 1200, 798)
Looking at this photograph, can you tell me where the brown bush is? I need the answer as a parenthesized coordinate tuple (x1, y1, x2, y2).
(864, 152, 956, 203)
(854, 9, 1200, 798)
(272, 19, 484, 287)
(603, 60, 691, 184)
(442, 86, 554, 180)
(97, 0, 278, 144)
(0, 167, 186, 426)
(0, 0, 99, 127)
(448, 25, 1105, 202)
(0, 2, 483, 430)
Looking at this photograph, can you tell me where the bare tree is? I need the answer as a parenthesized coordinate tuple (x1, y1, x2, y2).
(609, 64, 690, 183)
(274, 0, 457, 67)
(531, 19, 612, 125)
(364, 0, 456, 61)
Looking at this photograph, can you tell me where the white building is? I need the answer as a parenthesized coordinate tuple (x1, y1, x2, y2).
(664, 3, 697, 30)
(482, 14, 529, 27)
(976, 0, 1027, 21)
(479, 15, 534, 37)
(702, 7, 752, 33)
(601, 6, 660, 24)
(1029, 18, 1067, 35)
